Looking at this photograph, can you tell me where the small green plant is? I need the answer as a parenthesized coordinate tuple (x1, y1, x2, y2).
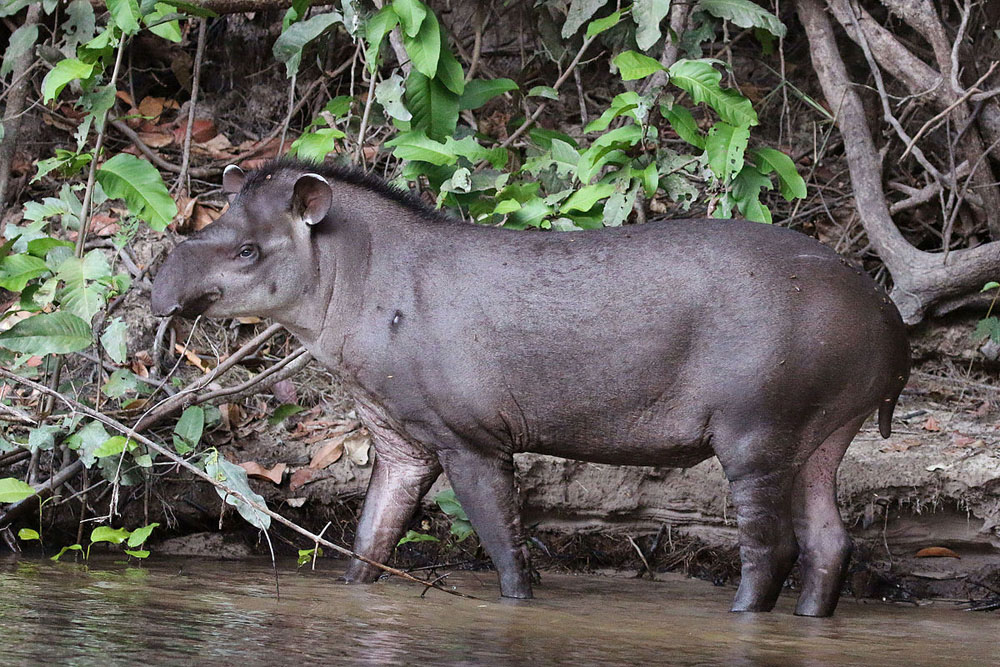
(397, 488, 475, 546)
(48, 522, 159, 561)
(973, 281, 1000, 345)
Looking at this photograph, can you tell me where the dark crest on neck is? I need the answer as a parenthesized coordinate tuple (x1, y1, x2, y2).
(238, 156, 438, 219)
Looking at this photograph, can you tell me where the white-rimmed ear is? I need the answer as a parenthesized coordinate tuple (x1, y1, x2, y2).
(292, 173, 333, 226)
(222, 165, 246, 195)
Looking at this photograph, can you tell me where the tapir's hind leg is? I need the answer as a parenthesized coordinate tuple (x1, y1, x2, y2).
(790, 417, 863, 617)
(342, 440, 441, 584)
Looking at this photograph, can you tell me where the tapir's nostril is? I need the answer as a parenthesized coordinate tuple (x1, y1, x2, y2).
(155, 303, 181, 317)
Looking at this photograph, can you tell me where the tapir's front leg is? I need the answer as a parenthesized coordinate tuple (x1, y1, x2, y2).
(342, 436, 441, 584)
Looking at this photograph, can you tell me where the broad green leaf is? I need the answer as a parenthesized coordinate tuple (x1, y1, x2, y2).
(126, 522, 159, 548)
(26, 238, 73, 258)
(1, 23, 38, 78)
(392, 0, 426, 37)
(561, 183, 615, 213)
(602, 183, 638, 227)
(562, 0, 606, 38)
(661, 103, 705, 149)
(124, 549, 150, 558)
(705, 121, 750, 183)
(28, 425, 61, 453)
(205, 451, 271, 530)
(634, 0, 671, 50)
(57, 250, 111, 322)
(90, 525, 131, 545)
(752, 147, 806, 200)
(50, 544, 83, 561)
(273, 10, 343, 77)
(100, 317, 127, 363)
(459, 78, 517, 111)
(668, 59, 758, 127)
(586, 10, 621, 38)
(973, 316, 1000, 343)
(106, 0, 141, 35)
(696, 0, 786, 38)
(443, 136, 507, 168)
(41, 58, 95, 103)
(18, 528, 40, 541)
(436, 48, 465, 96)
(0, 477, 36, 503)
(981, 282, 1000, 292)
(576, 125, 643, 183)
(0, 312, 92, 356)
(585, 91, 641, 133)
(729, 164, 773, 223)
(269, 403, 305, 425)
(449, 518, 475, 541)
(174, 405, 204, 450)
(94, 435, 131, 458)
(434, 488, 469, 520)
(385, 131, 456, 166)
(527, 85, 559, 100)
(402, 7, 440, 78)
(144, 2, 182, 42)
(374, 73, 411, 121)
(66, 420, 111, 468)
(398, 530, 440, 545)
(404, 72, 459, 141)
(364, 5, 399, 70)
(96, 153, 177, 230)
(288, 128, 345, 162)
(0, 253, 48, 292)
(103, 368, 140, 398)
(640, 162, 659, 198)
(613, 50, 664, 81)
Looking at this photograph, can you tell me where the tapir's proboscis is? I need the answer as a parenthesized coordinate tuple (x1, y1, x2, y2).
(151, 159, 910, 617)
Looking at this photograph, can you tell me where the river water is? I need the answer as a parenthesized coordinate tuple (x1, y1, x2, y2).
(0, 556, 996, 665)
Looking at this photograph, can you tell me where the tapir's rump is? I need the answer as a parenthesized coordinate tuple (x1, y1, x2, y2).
(152, 158, 910, 616)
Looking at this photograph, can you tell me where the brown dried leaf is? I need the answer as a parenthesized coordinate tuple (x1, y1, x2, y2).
(236, 316, 262, 324)
(115, 90, 134, 106)
(192, 133, 232, 159)
(192, 202, 223, 231)
(174, 343, 210, 373)
(122, 398, 149, 411)
(89, 213, 120, 237)
(289, 468, 316, 491)
(914, 546, 961, 559)
(922, 416, 941, 432)
(138, 96, 166, 120)
(344, 429, 372, 466)
(137, 131, 174, 148)
(219, 402, 243, 431)
(173, 118, 217, 144)
(238, 461, 286, 485)
(130, 358, 149, 378)
(309, 436, 345, 470)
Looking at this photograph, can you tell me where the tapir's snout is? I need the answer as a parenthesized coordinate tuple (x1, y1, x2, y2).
(151, 242, 221, 318)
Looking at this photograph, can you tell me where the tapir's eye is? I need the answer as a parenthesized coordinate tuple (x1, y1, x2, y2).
(238, 244, 257, 260)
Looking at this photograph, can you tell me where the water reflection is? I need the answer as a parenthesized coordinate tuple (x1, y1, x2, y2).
(0, 556, 996, 665)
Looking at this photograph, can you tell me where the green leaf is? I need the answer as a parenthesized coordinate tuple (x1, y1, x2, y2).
(63, 0, 97, 53)
(436, 48, 465, 96)
(0, 312, 92, 356)
(586, 9, 621, 38)
(51, 544, 83, 561)
(364, 5, 399, 71)
(562, 0, 606, 38)
(661, 103, 705, 149)
(613, 50, 664, 81)
(397, 530, 440, 545)
(385, 131, 456, 166)
(434, 488, 469, 521)
(56, 249, 112, 322)
(126, 522, 159, 548)
(174, 406, 204, 451)
(41, 58, 95, 103)
(106, 0, 141, 35)
(18, 528, 40, 541)
(639, 161, 659, 197)
(374, 72, 411, 122)
(392, 0, 425, 37)
(561, 183, 616, 213)
(405, 71, 459, 141)
(459, 78, 518, 111)
(100, 317, 127, 364)
(144, 3, 182, 42)
(1, 23, 38, 78)
(297, 547, 323, 565)
(96, 154, 177, 231)
(729, 164, 773, 223)
(981, 282, 1000, 292)
(668, 59, 758, 127)
(103, 368, 139, 398)
(527, 85, 559, 100)
(94, 435, 131, 458)
(576, 125, 643, 183)
(602, 182, 638, 227)
(402, 6, 440, 78)
(751, 147, 806, 201)
(90, 525, 131, 545)
(28, 425, 61, 453)
(288, 128, 345, 162)
(449, 518, 474, 541)
(585, 91, 641, 133)
(696, 0, 786, 38)
(273, 10, 343, 77)
(66, 420, 111, 468)
(205, 451, 271, 530)
(973, 316, 1000, 344)
(124, 549, 150, 558)
(269, 403, 304, 425)
(0, 477, 37, 503)
(705, 121, 750, 183)
(633, 0, 671, 51)
(0, 253, 48, 292)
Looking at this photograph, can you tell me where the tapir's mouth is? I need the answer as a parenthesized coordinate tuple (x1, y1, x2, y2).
(153, 288, 222, 319)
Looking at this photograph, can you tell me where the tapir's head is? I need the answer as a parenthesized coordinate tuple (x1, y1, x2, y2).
(151, 161, 334, 320)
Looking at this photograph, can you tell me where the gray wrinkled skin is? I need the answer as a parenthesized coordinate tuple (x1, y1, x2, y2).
(151, 159, 910, 617)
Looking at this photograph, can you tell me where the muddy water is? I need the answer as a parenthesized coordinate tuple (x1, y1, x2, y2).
(0, 557, 996, 666)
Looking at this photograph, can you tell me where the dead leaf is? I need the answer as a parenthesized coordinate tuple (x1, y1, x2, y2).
(193, 133, 232, 159)
(25, 356, 43, 367)
(922, 416, 941, 432)
(122, 398, 149, 411)
(236, 316, 262, 325)
(138, 96, 166, 121)
(137, 131, 174, 148)
(239, 461, 286, 485)
(192, 202, 223, 230)
(115, 90, 134, 106)
(951, 434, 985, 448)
(173, 118, 217, 144)
(219, 402, 243, 431)
(89, 213, 120, 237)
(914, 546, 961, 559)
(272, 379, 297, 404)
(174, 343, 210, 373)
(309, 437, 345, 470)
(130, 358, 149, 378)
(135, 350, 154, 366)
(344, 429, 372, 466)
(289, 468, 316, 491)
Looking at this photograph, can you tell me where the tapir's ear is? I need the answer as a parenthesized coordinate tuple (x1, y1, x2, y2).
(222, 165, 245, 195)
(292, 173, 333, 226)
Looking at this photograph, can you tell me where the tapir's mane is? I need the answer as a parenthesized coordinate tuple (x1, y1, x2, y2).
(240, 157, 438, 219)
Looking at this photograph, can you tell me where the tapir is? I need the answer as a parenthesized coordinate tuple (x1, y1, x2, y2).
(151, 158, 910, 616)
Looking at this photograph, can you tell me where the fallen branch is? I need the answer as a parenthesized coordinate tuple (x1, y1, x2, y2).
(0, 367, 475, 600)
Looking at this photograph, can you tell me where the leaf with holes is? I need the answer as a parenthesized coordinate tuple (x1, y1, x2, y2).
(633, 0, 671, 50)
(751, 147, 806, 201)
(729, 164, 773, 223)
(705, 122, 750, 183)
(668, 59, 757, 128)
(205, 451, 271, 530)
(273, 10, 343, 77)
(1, 23, 38, 78)
(696, 0, 786, 38)
(374, 73, 411, 122)
(56, 250, 111, 323)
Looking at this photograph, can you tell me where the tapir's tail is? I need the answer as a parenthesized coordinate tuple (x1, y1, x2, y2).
(878, 367, 910, 438)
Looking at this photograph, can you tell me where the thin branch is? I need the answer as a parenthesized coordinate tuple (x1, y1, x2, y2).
(176, 17, 209, 193)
